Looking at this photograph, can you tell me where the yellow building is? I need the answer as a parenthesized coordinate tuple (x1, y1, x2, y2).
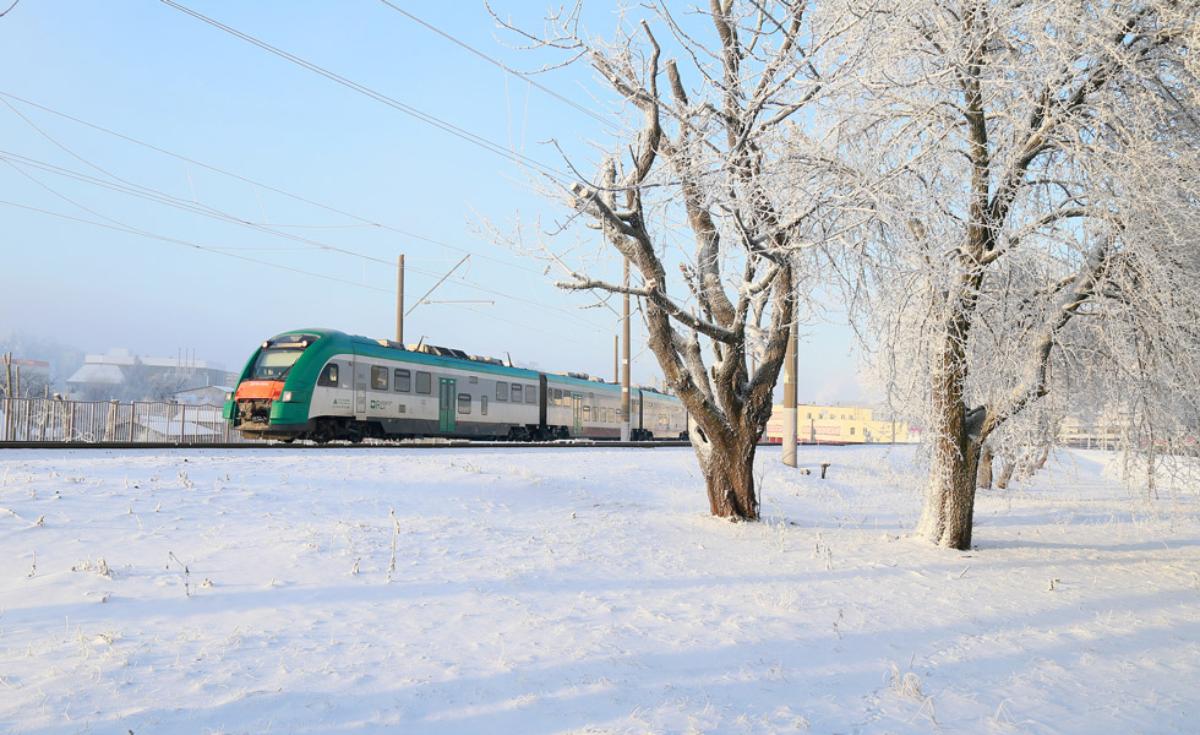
(765, 403, 913, 444)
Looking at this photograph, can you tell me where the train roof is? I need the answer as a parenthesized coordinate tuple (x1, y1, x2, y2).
(263, 328, 679, 398)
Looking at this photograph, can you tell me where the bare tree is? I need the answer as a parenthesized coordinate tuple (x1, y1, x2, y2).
(840, 0, 1200, 548)
(499, 1, 861, 518)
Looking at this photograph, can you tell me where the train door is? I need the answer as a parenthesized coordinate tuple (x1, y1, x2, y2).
(571, 392, 583, 435)
(353, 359, 368, 421)
(438, 377, 456, 433)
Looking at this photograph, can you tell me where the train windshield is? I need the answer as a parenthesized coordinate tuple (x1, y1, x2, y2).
(250, 348, 304, 380)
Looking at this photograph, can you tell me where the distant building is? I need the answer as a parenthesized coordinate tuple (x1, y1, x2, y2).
(765, 403, 914, 444)
(66, 348, 237, 401)
(172, 385, 234, 406)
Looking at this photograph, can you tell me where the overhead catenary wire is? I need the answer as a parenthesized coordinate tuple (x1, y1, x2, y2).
(0, 148, 610, 331)
(158, 0, 574, 183)
(0, 89, 620, 319)
(0, 89, 541, 276)
(374, 0, 623, 135)
(0, 198, 394, 293)
(0, 196, 599, 348)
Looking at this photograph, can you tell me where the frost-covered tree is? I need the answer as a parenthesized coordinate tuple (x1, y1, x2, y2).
(840, 0, 1200, 548)
(498, 1, 862, 518)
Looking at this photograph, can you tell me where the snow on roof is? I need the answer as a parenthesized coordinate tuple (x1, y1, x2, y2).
(66, 363, 126, 385)
(174, 385, 234, 395)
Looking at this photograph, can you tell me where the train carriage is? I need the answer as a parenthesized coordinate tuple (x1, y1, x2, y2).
(225, 328, 688, 443)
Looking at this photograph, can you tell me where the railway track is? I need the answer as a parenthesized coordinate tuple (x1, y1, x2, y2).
(0, 440, 697, 450)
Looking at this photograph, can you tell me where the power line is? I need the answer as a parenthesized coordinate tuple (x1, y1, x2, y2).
(0, 198, 394, 293)
(0, 198, 600, 348)
(0, 87, 620, 323)
(0, 89, 547, 276)
(0, 148, 610, 331)
(374, 1, 622, 134)
(0, 148, 394, 265)
(158, 0, 574, 182)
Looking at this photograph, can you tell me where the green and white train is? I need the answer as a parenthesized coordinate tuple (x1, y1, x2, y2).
(224, 329, 688, 442)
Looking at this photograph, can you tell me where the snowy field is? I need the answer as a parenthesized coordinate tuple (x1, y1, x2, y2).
(1, 445, 1198, 734)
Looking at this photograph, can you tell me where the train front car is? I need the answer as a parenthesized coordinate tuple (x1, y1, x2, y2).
(225, 330, 329, 441)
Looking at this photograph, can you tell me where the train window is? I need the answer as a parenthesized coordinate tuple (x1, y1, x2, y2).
(371, 365, 388, 391)
(525, 387, 536, 405)
(481, 395, 488, 416)
(457, 393, 471, 414)
(583, 405, 591, 417)
(511, 384, 523, 403)
(318, 363, 339, 387)
(394, 369, 411, 393)
(553, 388, 563, 403)
(416, 371, 432, 394)
(496, 381, 508, 401)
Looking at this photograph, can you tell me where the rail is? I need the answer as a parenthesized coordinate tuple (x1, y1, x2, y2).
(1, 439, 695, 450)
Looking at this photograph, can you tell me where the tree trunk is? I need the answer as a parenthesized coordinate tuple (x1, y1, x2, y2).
(1033, 444, 1050, 470)
(919, 436, 980, 549)
(917, 329, 980, 550)
(691, 418, 760, 520)
(977, 446, 993, 489)
(995, 459, 1015, 489)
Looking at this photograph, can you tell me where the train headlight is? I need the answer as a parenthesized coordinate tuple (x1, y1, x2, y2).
(225, 392, 233, 401)
(282, 391, 294, 402)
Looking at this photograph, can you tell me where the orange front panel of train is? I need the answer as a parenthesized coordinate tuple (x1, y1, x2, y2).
(235, 380, 285, 401)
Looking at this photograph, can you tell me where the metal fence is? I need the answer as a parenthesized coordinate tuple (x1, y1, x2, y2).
(0, 397, 255, 444)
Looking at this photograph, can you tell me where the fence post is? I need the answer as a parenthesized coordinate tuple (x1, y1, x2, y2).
(104, 400, 116, 442)
(180, 404, 187, 444)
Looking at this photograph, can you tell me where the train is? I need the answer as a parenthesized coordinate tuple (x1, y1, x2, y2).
(223, 328, 689, 443)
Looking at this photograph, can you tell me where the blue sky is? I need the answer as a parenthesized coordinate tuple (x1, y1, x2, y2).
(0, 0, 864, 401)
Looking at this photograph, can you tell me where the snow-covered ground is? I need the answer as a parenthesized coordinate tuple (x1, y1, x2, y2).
(1, 445, 1197, 734)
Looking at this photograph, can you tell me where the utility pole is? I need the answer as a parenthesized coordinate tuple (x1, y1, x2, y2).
(396, 254, 405, 345)
(613, 335, 619, 383)
(620, 257, 632, 442)
(782, 314, 798, 467)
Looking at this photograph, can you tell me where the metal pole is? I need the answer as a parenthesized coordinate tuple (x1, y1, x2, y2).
(614, 334, 619, 384)
(782, 315, 798, 467)
(405, 254, 470, 317)
(396, 253, 405, 344)
(620, 258, 631, 442)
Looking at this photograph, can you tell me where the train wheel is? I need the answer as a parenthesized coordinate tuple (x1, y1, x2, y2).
(310, 419, 336, 444)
